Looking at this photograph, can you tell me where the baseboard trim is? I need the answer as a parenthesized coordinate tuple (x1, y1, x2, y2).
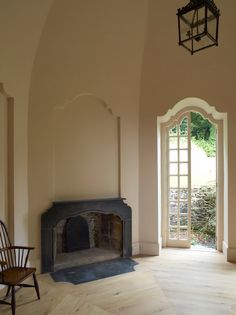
(227, 247, 236, 262)
(223, 241, 228, 257)
(223, 241, 236, 262)
(132, 242, 140, 256)
(140, 242, 160, 256)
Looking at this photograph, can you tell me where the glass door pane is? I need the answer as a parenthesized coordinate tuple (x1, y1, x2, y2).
(167, 114, 191, 247)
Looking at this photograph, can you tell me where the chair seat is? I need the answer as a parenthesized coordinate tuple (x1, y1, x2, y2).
(0, 267, 36, 285)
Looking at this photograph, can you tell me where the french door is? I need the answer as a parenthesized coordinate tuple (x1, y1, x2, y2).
(166, 113, 191, 247)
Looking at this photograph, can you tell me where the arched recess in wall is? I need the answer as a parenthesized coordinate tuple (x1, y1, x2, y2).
(157, 98, 228, 255)
(0, 83, 14, 238)
(52, 93, 120, 200)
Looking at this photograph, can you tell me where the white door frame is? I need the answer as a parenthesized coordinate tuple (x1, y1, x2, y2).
(157, 98, 227, 252)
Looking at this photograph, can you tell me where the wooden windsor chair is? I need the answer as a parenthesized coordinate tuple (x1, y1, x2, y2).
(0, 220, 40, 315)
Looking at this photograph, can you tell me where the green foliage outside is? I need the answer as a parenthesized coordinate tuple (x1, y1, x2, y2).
(190, 112, 216, 157)
(178, 112, 216, 157)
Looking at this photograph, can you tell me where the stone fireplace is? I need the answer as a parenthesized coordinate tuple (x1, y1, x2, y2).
(41, 198, 132, 273)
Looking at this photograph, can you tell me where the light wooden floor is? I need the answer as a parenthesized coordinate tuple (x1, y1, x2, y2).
(1, 248, 236, 315)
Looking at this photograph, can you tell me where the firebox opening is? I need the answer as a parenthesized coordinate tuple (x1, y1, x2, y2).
(54, 212, 123, 271)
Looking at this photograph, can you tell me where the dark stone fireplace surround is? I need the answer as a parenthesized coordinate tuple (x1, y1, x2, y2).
(41, 198, 132, 273)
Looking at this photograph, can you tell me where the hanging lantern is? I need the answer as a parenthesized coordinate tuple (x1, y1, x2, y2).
(177, 0, 220, 54)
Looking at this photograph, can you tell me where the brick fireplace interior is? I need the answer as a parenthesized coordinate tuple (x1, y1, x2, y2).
(55, 212, 123, 270)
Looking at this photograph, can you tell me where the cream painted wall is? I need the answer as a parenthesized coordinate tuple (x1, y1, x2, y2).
(53, 96, 119, 200)
(0, 90, 8, 225)
(0, 0, 53, 244)
(28, 0, 148, 266)
(139, 0, 236, 260)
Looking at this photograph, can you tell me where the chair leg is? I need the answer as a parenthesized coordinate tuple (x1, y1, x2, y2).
(11, 286, 15, 315)
(5, 285, 11, 297)
(33, 273, 40, 300)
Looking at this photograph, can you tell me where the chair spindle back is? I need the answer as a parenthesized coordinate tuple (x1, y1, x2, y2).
(0, 220, 14, 270)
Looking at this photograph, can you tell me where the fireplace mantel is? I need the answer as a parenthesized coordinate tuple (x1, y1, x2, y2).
(41, 198, 132, 273)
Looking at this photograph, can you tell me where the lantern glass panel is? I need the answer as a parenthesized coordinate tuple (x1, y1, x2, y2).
(179, 16, 192, 52)
(192, 33, 214, 52)
(179, 12, 193, 42)
(180, 6, 206, 40)
(192, 6, 206, 39)
(207, 7, 217, 41)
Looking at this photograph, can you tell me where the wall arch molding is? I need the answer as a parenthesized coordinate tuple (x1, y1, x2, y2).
(54, 93, 118, 118)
